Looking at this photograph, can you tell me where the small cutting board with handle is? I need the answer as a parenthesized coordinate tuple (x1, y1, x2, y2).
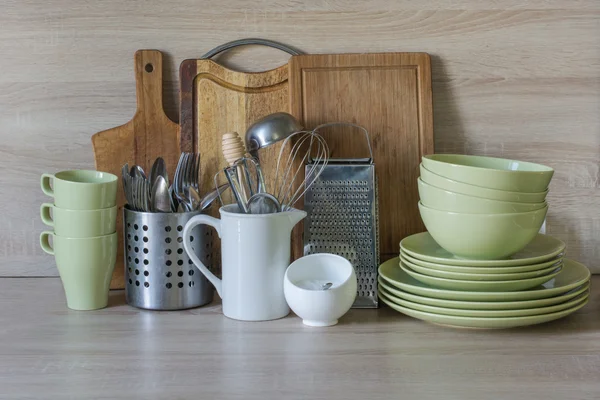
(289, 52, 434, 261)
(92, 50, 180, 289)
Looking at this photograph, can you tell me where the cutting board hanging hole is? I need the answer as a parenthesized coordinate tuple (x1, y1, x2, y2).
(145, 63, 154, 73)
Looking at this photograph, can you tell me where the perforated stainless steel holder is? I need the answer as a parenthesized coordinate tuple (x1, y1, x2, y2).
(123, 206, 214, 310)
(304, 123, 379, 308)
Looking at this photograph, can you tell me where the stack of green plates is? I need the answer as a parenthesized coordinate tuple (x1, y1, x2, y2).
(377, 233, 591, 329)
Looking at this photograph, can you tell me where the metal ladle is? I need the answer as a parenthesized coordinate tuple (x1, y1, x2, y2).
(244, 112, 303, 159)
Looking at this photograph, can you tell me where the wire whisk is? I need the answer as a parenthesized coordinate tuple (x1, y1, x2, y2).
(273, 129, 329, 211)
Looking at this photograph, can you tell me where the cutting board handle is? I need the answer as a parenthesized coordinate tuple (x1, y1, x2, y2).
(134, 50, 167, 115)
(200, 38, 302, 59)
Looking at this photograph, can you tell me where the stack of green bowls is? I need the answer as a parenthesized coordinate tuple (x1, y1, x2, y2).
(376, 154, 591, 329)
(418, 154, 553, 260)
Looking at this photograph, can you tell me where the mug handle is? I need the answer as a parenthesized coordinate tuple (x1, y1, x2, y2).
(41, 173, 55, 197)
(40, 231, 55, 255)
(183, 215, 223, 297)
(40, 203, 54, 227)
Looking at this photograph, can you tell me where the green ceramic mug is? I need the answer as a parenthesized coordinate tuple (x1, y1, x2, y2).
(40, 231, 117, 310)
(40, 203, 117, 238)
(41, 170, 118, 210)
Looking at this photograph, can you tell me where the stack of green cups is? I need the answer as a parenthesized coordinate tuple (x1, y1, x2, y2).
(39, 170, 118, 310)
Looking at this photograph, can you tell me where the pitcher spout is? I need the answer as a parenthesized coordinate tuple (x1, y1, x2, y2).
(284, 209, 307, 229)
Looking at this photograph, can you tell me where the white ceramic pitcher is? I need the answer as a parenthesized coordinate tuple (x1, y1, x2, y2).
(183, 204, 306, 321)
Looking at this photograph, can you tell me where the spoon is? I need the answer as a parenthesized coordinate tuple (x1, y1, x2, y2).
(149, 157, 168, 190)
(152, 176, 171, 212)
(187, 187, 202, 211)
(200, 184, 229, 210)
(321, 282, 333, 290)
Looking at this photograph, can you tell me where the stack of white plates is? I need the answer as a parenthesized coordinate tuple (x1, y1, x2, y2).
(377, 233, 591, 329)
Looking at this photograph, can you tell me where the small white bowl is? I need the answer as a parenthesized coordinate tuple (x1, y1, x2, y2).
(284, 254, 357, 327)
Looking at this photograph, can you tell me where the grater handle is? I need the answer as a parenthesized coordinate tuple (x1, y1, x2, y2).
(312, 122, 374, 163)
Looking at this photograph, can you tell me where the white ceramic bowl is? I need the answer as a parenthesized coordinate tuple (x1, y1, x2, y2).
(284, 254, 357, 327)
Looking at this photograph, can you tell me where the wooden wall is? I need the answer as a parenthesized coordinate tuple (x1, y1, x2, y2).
(1, 0, 598, 275)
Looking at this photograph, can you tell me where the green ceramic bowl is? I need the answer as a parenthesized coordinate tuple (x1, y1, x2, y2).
(420, 164, 548, 203)
(418, 178, 546, 214)
(418, 202, 548, 260)
(422, 154, 553, 193)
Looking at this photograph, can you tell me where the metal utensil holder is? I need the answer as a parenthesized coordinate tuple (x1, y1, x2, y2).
(303, 123, 380, 308)
(124, 206, 214, 310)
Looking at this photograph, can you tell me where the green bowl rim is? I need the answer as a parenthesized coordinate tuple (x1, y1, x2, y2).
(418, 201, 549, 217)
(423, 154, 554, 175)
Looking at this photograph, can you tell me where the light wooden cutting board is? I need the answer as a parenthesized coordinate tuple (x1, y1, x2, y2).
(289, 53, 434, 261)
(92, 50, 180, 289)
(179, 59, 292, 201)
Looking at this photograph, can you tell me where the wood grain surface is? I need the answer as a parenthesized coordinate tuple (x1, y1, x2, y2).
(289, 53, 434, 260)
(0, 276, 598, 399)
(1, 1, 599, 276)
(179, 58, 292, 202)
(92, 50, 180, 289)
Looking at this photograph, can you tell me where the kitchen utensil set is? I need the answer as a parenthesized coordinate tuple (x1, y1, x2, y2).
(42, 44, 589, 330)
(215, 122, 329, 215)
(40, 170, 119, 310)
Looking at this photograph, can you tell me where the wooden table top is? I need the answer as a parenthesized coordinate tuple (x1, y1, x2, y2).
(1, 277, 598, 399)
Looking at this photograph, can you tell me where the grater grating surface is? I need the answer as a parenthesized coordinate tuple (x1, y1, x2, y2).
(303, 123, 379, 308)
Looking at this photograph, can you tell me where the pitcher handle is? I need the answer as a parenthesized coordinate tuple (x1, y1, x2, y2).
(183, 215, 223, 298)
(40, 203, 54, 227)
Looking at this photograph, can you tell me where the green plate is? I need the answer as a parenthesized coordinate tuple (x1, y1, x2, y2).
(400, 232, 565, 267)
(401, 262, 561, 292)
(379, 257, 590, 301)
(400, 255, 562, 281)
(377, 278, 590, 310)
(379, 289, 589, 329)
(379, 284, 589, 318)
(400, 251, 563, 274)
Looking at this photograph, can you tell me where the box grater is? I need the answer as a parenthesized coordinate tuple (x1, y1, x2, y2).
(303, 123, 379, 308)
